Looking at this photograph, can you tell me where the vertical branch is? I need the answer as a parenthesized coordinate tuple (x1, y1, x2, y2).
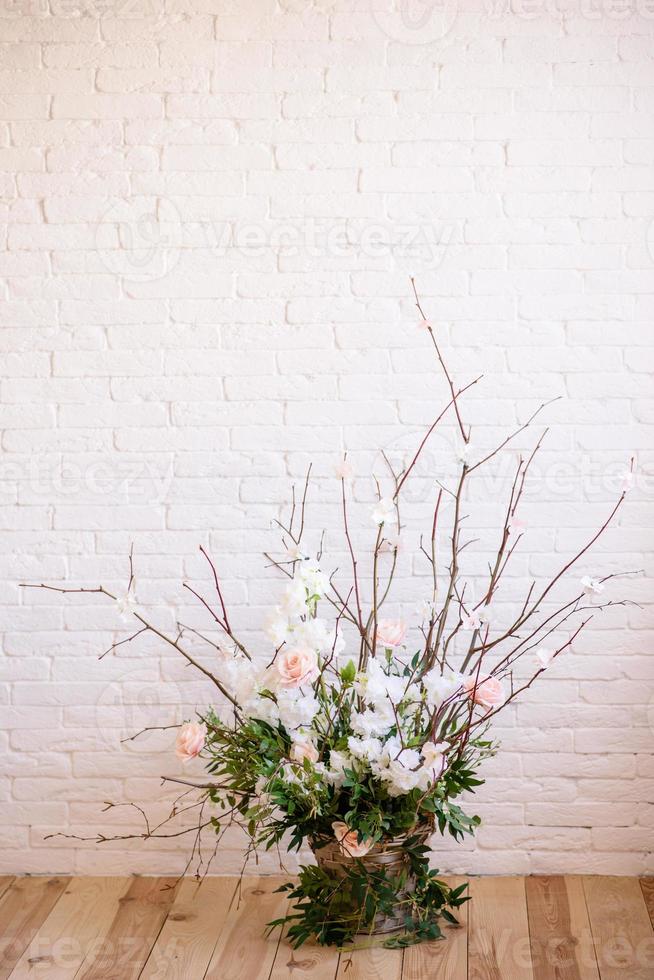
(410, 276, 469, 444)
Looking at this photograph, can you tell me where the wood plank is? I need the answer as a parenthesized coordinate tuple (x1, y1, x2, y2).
(139, 876, 237, 980)
(640, 878, 654, 929)
(75, 876, 178, 980)
(270, 938, 339, 980)
(583, 876, 654, 980)
(525, 876, 599, 980)
(468, 876, 534, 980)
(336, 942, 402, 980)
(402, 875, 468, 980)
(203, 875, 289, 980)
(0, 877, 68, 980)
(0, 878, 15, 903)
(7, 876, 130, 980)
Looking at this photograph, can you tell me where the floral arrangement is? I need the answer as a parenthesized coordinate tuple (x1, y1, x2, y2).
(27, 281, 633, 950)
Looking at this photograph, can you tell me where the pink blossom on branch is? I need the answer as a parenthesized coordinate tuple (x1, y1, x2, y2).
(375, 619, 407, 648)
(463, 676, 504, 709)
(175, 722, 206, 762)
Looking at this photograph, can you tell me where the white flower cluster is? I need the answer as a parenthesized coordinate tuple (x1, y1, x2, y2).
(265, 559, 340, 656)
(216, 559, 337, 744)
(321, 657, 466, 797)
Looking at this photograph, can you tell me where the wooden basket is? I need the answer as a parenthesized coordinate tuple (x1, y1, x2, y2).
(310, 825, 431, 935)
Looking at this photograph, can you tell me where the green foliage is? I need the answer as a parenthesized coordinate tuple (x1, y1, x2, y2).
(267, 838, 470, 949)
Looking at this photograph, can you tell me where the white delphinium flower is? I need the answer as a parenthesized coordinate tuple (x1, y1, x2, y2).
(422, 667, 465, 708)
(355, 657, 406, 706)
(351, 703, 395, 739)
(347, 735, 383, 764)
(245, 692, 280, 727)
(297, 561, 330, 599)
(280, 578, 307, 618)
(294, 617, 334, 655)
(265, 608, 291, 648)
(372, 497, 395, 525)
(376, 739, 423, 797)
(277, 688, 319, 733)
(536, 647, 555, 669)
(418, 740, 448, 789)
(325, 749, 351, 788)
(216, 650, 259, 705)
(580, 576, 604, 597)
(114, 592, 138, 622)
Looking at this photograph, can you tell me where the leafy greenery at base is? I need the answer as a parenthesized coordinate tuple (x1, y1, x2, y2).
(268, 835, 470, 949)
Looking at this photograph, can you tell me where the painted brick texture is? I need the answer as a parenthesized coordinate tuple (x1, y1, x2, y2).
(1, 0, 653, 876)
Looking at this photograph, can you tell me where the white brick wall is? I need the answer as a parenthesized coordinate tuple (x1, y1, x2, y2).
(1, 0, 653, 876)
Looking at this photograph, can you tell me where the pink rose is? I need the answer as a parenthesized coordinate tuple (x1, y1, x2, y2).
(332, 821, 373, 858)
(290, 741, 319, 765)
(463, 676, 504, 709)
(375, 619, 407, 648)
(175, 722, 205, 762)
(277, 646, 319, 688)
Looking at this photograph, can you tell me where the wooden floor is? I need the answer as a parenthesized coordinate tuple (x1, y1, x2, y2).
(0, 874, 653, 979)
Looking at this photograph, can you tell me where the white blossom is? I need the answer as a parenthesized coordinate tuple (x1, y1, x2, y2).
(294, 617, 335, 655)
(245, 693, 280, 727)
(619, 469, 634, 493)
(351, 704, 395, 739)
(580, 576, 604, 597)
(376, 740, 423, 796)
(296, 561, 330, 599)
(536, 647, 555, 669)
(280, 579, 307, 618)
(265, 609, 291, 648)
(455, 442, 472, 465)
(285, 544, 308, 562)
(372, 497, 395, 526)
(325, 749, 351, 788)
(355, 657, 406, 706)
(347, 735, 383, 763)
(422, 668, 465, 708)
(508, 516, 526, 535)
(216, 651, 259, 705)
(379, 528, 401, 554)
(114, 593, 138, 622)
(419, 741, 447, 788)
(462, 609, 482, 630)
(335, 459, 354, 480)
(277, 689, 319, 733)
